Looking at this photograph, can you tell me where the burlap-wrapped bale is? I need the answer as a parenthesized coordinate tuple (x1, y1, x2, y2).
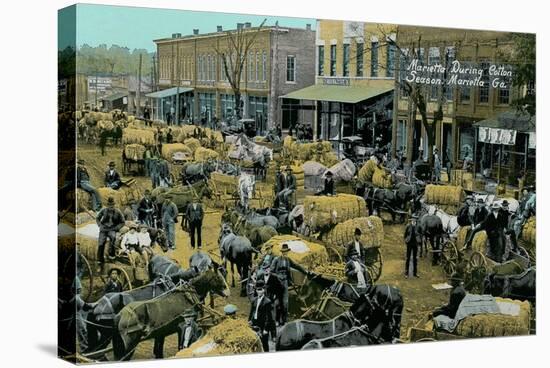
(521, 217, 536, 245)
(194, 147, 219, 162)
(303, 194, 367, 229)
(358, 159, 378, 184)
(124, 144, 146, 160)
(328, 159, 356, 182)
(425, 184, 465, 205)
(303, 161, 327, 177)
(161, 143, 192, 161)
(372, 168, 392, 188)
(320, 216, 383, 248)
(454, 297, 531, 337)
(175, 318, 263, 358)
(263, 235, 328, 270)
(97, 120, 114, 131)
(122, 128, 155, 145)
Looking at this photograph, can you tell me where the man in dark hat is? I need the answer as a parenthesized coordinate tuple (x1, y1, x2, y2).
(248, 279, 276, 352)
(276, 166, 296, 210)
(161, 194, 179, 250)
(270, 243, 310, 325)
(76, 159, 102, 211)
(404, 215, 421, 278)
(432, 273, 466, 319)
(344, 249, 370, 290)
(318, 170, 335, 196)
(273, 166, 286, 208)
(103, 268, 123, 295)
(137, 189, 154, 227)
(474, 202, 508, 262)
(177, 309, 202, 351)
(104, 161, 122, 190)
(463, 197, 489, 250)
(96, 197, 125, 269)
(185, 198, 204, 249)
(346, 228, 366, 263)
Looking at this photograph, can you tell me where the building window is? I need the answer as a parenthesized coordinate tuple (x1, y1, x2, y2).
(286, 55, 296, 82)
(478, 59, 490, 103)
(248, 52, 254, 81)
(459, 61, 471, 103)
(445, 47, 455, 101)
(330, 45, 337, 76)
(526, 80, 535, 96)
(343, 44, 350, 77)
(498, 87, 510, 105)
(428, 47, 440, 100)
(386, 43, 396, 78)
(356, 42, 364, 77)
(221, 93, 235, 120)
(397, 120, 408, 153)
(371, 42, 379, 77)
(318, 45, 325, 76)
(399, 48, 409, 98)
(212, 55, 216, 81)
(256, 52, 260, 81)
(459, 125, 475, 161)
(220, 55, 226, 81)
(262, 51, 267, 81)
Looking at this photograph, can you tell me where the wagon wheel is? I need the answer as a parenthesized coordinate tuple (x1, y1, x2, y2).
(440, 239, 459, 276)
(365, 247, 383, 283)
(62, 252, 94, 302)
(465, 252, 488, 293)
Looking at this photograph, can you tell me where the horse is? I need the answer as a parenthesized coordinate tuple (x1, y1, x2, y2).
(416, 205, 445, 263)
(218, 224, 256, 296)
(425, 204, 460, 238)
(180, 160, 216, 185)
(483, 267, 536, 302)
(301, 326, 380, 349)
(151, 180, 212, 215)
(362, 186, 401, 222)
(84, 277, 175, 353)
(111, 270, 230, 360)
(276, 312, 357, 351)
(148, 255, 198, 284)
(189, 251, 229, 306)
(238, 172, 255, 211)
(252, 149, 272, 181)
(394, 180, 425, 213)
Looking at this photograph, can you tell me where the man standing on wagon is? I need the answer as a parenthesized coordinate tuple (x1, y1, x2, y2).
(96, 197, 125, 270)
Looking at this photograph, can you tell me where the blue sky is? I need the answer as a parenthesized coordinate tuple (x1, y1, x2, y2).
(58, 3, 315, 52)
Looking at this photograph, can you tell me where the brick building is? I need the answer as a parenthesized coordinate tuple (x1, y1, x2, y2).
(150, 23, 315, 133)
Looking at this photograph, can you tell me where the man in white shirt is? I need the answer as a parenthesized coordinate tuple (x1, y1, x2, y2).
(120, 224, 139, 253)
(345, 228, 366, 264)
(137, 225, 153, 267)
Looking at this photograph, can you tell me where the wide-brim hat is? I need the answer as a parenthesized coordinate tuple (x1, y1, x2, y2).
(410, 214, 419, 220)
(326, 171, 333, 177)
(501, 200, 509, 207)
(108, 161, 116, 167)
(491, 202, 501, 209)
(280, 243, 291, 253)
(354, 227, 362, 235)
(107, 197, 116, 206)
(348, 249, 359, 257)
(285, 165, 293, 172)
(223, 304, 238, 315)
(476, 198, 485, 203)
(182, 308, 197, 318)
(255, 279, 266, 289)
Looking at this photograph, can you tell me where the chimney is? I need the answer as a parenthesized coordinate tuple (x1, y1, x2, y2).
(245, 22, 252, 28)
(217, 25, 223, 32)
(193, 29, 199, 35)
(237, 23, 244, 30)
(171, 33, 178, 38)
(306, 24, 311, 31)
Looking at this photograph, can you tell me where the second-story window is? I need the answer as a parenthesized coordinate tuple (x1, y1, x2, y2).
(256, 52, 260, 81)
(286, 55, 296, 82)
(262, 51, 267, 81)
(343, 44, 350, 77)
(330, 45, 337, 76)
(478, 59, 490, 103)
(318, 45, 325, 76)
(387, 43, 396, 78)
(371, 41, 379, 77)
(356, 42, 364, 77)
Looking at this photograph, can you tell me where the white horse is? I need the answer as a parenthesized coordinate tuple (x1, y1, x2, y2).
(238, 172, 255, 210)
(425, 204, 460, 238)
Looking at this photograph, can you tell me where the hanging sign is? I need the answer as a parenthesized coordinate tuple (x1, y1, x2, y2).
(478, 127, 517, 145)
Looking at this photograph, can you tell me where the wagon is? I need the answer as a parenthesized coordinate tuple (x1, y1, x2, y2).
(122, 144, 146, 176)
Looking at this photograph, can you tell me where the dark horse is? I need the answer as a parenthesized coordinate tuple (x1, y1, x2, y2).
(219, 223, 256, 296)
(189, 250, 228, 306)
(84, 277, 175, 354)
(111, 268, 230, 360)
(416, 205, 445, 264)
(148, 254, 198, 283)
(483, 267, 536, 302)
(301, 326, 380, 349)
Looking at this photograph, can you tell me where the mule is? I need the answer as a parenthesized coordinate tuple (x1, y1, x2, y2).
(219, 224, 256, 296)
(483, 267, 536, 302)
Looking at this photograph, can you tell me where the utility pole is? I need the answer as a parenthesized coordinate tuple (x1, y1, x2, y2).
(176, 44, 181, 125)
(137, 53, 142, 117)
(268, 21, 279, 132)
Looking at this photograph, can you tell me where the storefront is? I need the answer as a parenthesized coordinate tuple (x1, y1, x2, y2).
(145, 86, 194, 123)
(281, 83, 393, 152)
(198, 92, 216, 124)
(473, 111, 536, 186)
(248, 95, 268, 134)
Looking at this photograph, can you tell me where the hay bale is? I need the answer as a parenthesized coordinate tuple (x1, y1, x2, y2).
(194, 147, 219, 162)
(122, 128, 155, 145)
(124, 144, 146, 160)
(161, 143, 192, 161)
(184, 138, 201, 153)
(472, 231, 488, 254)
(425, 184, 465, 205)
(303, 194, 367, 229)
(372, 168, 392, 188)
(358, 159, 378, 184)
(263, 235, 328, 270)
(456, 226, 470, 249)
(175, 318, 262, 358)
(454, 297, 530, 337)
(320, 216, 383, 248)
(521, 217, 536, 245)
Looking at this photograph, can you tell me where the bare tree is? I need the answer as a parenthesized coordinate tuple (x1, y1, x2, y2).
(213, 19, 267, 119)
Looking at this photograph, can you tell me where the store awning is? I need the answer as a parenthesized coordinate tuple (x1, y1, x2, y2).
(100, 92, 127, 102)
(474, 110, 535, 133)
(281, 84, 393, 104)
(145, 87, 193, 99)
